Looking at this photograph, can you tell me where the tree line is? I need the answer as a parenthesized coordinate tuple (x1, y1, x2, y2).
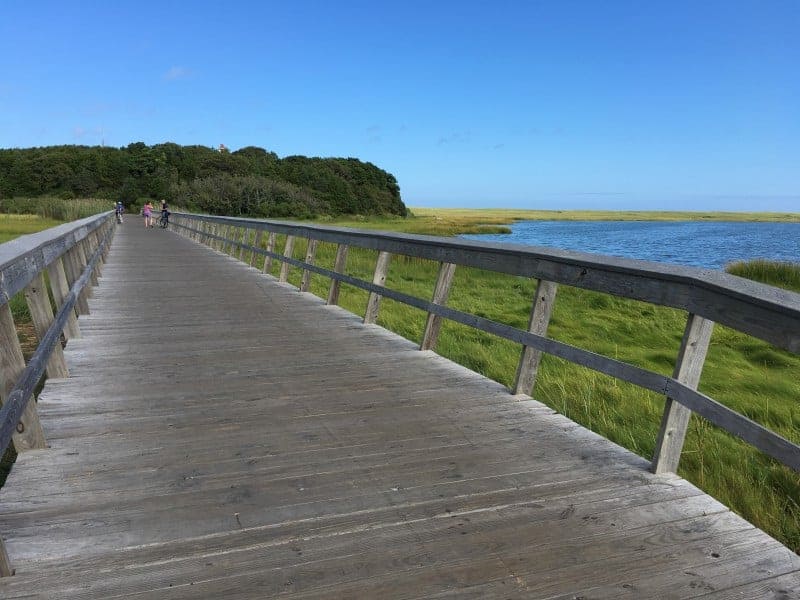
(0, 143, 407, 218)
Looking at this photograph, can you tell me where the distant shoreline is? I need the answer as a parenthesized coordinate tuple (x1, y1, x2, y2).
(409, 207, 800, 223)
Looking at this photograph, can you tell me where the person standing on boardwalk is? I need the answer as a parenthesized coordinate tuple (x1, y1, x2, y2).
(143, 201, 154, 228)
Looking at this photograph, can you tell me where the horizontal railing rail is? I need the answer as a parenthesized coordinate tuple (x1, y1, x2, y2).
(171, 212, 800, 477)
(0, 211, 115, 576)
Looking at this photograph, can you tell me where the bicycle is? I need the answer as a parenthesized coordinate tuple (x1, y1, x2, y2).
(158, 213, 169, 229)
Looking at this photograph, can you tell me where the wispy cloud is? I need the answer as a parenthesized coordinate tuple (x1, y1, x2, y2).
(366, 125, 382, 143)
(437, 131, 470, 145)
(73, 125, 105, 140)
(163, 66, 192, 81)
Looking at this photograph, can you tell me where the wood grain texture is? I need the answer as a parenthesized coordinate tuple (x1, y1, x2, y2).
(512, 279, 558, 396)
(652, 313, 714, 474)
(420, 262, 456, 351)
(1, 224, 796, 597)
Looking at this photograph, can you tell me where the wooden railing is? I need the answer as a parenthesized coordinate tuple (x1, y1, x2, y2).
(171, 212, 800, 479)
(0, 212, 115, 576)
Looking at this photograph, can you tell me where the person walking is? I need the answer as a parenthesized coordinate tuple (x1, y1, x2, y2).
(143, 201, 154, 228)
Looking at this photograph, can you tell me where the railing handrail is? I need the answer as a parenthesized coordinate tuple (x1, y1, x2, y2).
(0, 212, 113, 306)
(173, 213, 800, 353)
(170, 212, 800, 475)
(0, 211, 115, 576)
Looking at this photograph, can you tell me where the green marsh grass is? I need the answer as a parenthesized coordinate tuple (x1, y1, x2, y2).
(1, 197, 111, 221)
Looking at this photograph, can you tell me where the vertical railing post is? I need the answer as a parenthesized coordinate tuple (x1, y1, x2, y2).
(24, 273, 69, 379)
(279, 236, 296, 283)
(652, 313, 715, 474)
(300, 238, 319, 293)
(219, 225, 228, 253)
(364, 251, 392, 324)
(74, 239, 92, 298)
(263, 232, 277, 274)
(64, 244, 90, 315)
(420, 262, 456, 351)
(89, 231, 103, 278)
(250, 230, 263, 267)
(46, 257, 80, 340)
(237, 227, 248, 260)
(512, 279, 558, 395)
(327, 244, 349, 305)
(0, 536, 13, 576)
(0, 304, 46, 451)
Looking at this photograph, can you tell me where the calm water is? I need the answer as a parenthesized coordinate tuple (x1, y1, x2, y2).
(462, 221, 800, 270)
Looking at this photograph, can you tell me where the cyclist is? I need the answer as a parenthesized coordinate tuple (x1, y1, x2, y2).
(159, 200, 171, 228)
(114, 201, 124, 223)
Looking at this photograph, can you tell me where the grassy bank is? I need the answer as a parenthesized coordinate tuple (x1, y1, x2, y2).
(410, 206, 800, 227)
(0, 213, 63, 244)
(0, 197, 111, 222)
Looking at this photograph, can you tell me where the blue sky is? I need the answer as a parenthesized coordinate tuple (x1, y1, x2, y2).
(1, 0, 798, 211)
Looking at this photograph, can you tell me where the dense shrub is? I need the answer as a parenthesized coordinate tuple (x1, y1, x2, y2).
(0, 143, 407, 218)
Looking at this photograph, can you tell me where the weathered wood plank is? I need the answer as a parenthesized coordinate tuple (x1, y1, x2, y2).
(1, 223, 797, 597)
(279, 235, 295, 282)
(652, 313, 714, 474)
(512, 278, 558, 395)
(420, 262, 456, 351)
(46, 257, 80, 340)
(300, 238, 318, 293)
(24, 272, 69, 379)
(326, 243, 349, 305)
(0, 304, 46, 451)
(364, 250, 391, 324)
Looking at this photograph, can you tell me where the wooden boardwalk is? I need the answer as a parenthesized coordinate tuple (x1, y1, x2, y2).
(0, 223, 798, 599)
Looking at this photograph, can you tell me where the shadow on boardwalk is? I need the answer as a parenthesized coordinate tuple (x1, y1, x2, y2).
(1, 224, 798, 598)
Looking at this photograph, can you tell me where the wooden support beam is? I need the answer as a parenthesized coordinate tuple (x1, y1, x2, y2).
(82, 238, 99, 287)
(420, 262, 456, 351)
(327, 244, 349, 305)
(279, 236, 295, 283)
(64, 246, 90, 315)
(0, 536, 13, 577)
(0, 304, 46, 451)
(250, 230, 263, 267)
(652, 313, 715, 474)
(24, 273, 69, 379)
(237, 228, 248, 260)
(264, 232, 277, 273)
(46, 258, 80, 340)
(512, 279, 558, 395)
(300, 239, 319, 293)
(364, 251, 392, 324)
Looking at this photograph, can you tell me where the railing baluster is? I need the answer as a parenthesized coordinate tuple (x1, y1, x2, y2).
(24, 273, 69, 379)
(300, 239, 319, 292)
(264, 232, 277, 273)
(250, 230, 263, 267)
(64, 245, 90, 315)
(512, 279, 558, 395)
(0, 303, 46, 451)
(46, 257, 80, 340)
(364, 251, 392, 324)
(327, 244, 349, 305)
(279, 235, 296, 283)
(0, 536, 13, 576)
(652, 313, 715, 474)
(237, 227, 248, 260)
(420, 262, 456, 351)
